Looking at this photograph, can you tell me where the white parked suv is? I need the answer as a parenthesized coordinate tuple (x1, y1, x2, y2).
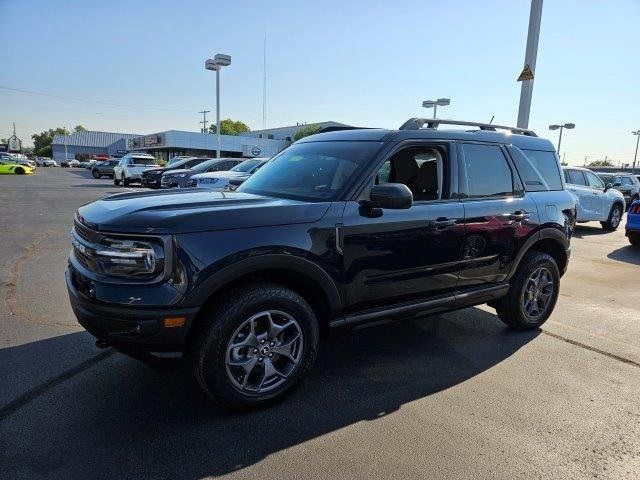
(113, 154, 159, 187)
(563, 166, 625, 230)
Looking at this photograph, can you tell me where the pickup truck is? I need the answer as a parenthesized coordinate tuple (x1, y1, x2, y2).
(113, 154, 159, 187)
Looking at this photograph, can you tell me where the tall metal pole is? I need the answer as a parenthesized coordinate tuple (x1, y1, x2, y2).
(556, 126, 564, 155)
(216, 67, 220, 159)
(633, 132, 639, 170)
(517, 0, 543, 128)
(433, 104, 437, 119)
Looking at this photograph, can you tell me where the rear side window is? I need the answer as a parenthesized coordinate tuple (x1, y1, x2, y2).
(461, 144, 514, 198)
(622, 177, 634, 186)
(520, 149, 563, 191)
(565, 169, 587, 186)
(508, 146, 550, 192)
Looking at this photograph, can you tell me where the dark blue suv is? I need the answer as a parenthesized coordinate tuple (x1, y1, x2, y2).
(66, 119, 576, 410)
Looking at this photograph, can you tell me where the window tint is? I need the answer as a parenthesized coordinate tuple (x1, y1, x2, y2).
(585, 171, 604, 189)
(621, 177, 633, 186)
(565, 169, 587, 186)
(508, 146, 550, 192)
(462, 144, 513, 198)
(520, 150, 563, 191)
(374, 146, 444, 201)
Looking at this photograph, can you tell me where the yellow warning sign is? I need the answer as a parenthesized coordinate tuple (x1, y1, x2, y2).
(517, 64, 534, 81)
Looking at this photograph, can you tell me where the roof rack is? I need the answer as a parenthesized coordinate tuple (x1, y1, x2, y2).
(399, 118, 537, 137)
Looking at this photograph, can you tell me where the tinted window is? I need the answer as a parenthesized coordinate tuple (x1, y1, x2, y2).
(565, 169, 587, 186)
(231, 159, 263, 173)
(520, 150, 563, 191)
(130, 157, 156, 166)
(621, 177, 633, 186)
(462, 144, 513, 197)
(599, 173, 614, 184)
(585, 171, 604, 189)
(508, 146, 550, 192)
(239, 141, 383, 201)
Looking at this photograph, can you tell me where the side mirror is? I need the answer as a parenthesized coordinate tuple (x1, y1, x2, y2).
(605, 183, 613, 191)
(368, 183, 413, 209)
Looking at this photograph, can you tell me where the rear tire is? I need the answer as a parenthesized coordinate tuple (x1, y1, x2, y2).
(122, 176, 130, 187)
(629, 233, 640, 247)
(113, 176, 120, 186)
(193, 283, 319, 411)
(601, 203, 623, 231)
(496, 251, 559, 330)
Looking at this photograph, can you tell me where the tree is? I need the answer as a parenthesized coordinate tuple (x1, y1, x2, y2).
(293, 124, 321, 141)
(74, 125, 87, 132)
(587, 159, 614, 167)
(31, 127, 69, 157)
(209, 119, 250, 135)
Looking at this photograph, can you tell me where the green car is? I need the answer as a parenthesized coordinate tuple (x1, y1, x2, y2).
(0, 159, 34, 175)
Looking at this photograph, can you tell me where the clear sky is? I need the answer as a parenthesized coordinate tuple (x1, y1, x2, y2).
(1, 0, 638, 166)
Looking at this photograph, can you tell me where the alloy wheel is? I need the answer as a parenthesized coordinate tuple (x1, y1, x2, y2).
(225, 310, 304, 394)
(611, 207, 621, 228)
(521, 267, 554, 321)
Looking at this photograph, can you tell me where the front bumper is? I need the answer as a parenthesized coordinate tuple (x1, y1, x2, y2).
(66, 267, 198, 354)
(141, 175, 161, 188)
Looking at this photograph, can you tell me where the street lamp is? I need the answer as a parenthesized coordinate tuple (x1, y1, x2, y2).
(632, 130, 640, 170)
(549, 123, 575, 156)
(205, 53, 231, 158)
(422, 98, 450, 119)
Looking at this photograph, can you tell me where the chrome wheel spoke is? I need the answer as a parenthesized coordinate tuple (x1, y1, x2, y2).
(522, 266, 555, 320)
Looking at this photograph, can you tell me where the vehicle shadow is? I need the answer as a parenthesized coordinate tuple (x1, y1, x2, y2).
(607, 245, 640, 265)
(1, 308, 540, 479)
(572, 224, 607, 238)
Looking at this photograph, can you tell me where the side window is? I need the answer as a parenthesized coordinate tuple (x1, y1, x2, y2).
(621, 177, 633, 186)
(566, 170, 587, 186)
(585, 171, 604, 189)
(507, 146, 550, 192)
(462, 144, 513, 198)
(374, 145, 445, 201)
(519, 149, 563, 191)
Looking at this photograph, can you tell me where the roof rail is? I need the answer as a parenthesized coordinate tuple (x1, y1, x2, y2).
(399, 118, 537, 137)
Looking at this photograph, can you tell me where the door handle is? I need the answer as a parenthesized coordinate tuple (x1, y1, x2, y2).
(508, 211, 531, 221)
(429, 217, 456, 229)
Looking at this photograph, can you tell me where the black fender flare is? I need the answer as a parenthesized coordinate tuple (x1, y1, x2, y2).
(181, 254, 343, 315)
(507, 227, 570, 279)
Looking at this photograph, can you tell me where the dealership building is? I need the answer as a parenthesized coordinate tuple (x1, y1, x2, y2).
(51, 121, 346, 163)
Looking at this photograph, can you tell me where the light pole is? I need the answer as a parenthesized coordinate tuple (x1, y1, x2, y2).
(549, 123, 574, 156)
(205, 53, 231, 158)
(632, 130, 640, 170)
(517, 0, 543, 129)
(422, 98, 450, 119)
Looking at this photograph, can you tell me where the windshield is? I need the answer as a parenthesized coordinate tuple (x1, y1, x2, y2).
(231, 159, 264, 173)
(190, 159, 218, 172)
(131, 157, 157, 166)
(597, 173, 613, 183)
(238, 141, 383, 201)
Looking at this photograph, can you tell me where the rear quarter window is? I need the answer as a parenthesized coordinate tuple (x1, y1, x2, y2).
(518, 149, 563, 191)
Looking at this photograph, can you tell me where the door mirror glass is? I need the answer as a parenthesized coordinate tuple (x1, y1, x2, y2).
(369, 183, 413, 209)
(605, 182, 613, 191)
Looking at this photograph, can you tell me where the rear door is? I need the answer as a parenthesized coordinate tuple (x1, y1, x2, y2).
(564, 169, 594, 219)
(583, 170, 607, 218)
(457, 142, 538, 287)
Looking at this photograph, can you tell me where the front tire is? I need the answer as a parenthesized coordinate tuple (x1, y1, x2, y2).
(92, 170, 101, 179)
(113, 176, 120, 186)
(15, 167, 25, 175)
(122, 176, 130, 187)
(496, 251, 559, 330)
(193, 283, 319, 411)
(601, 203, 623, 231)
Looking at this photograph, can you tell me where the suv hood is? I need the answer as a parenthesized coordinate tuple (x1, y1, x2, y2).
(191, 171, 246, 180)
(77, 190, 331, 234)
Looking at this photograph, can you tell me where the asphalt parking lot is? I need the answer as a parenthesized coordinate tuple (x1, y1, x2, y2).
(1, 167, 639, 479)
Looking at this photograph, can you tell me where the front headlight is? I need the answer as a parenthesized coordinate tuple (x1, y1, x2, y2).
(94, 237, 162, 277)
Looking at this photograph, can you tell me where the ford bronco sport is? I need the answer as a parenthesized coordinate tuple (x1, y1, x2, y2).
(67, 118, 576, 410)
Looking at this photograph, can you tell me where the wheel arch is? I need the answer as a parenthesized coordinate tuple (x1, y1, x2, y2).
(182, 254, 343, 349)
(508, 228, 570, 279)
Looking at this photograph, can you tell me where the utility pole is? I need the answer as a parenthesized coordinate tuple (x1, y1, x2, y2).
(517, 0, 543, 129)
(263, 33, 267, 130)
(632, 130, 640, 170)
(198, 110, 210, 133)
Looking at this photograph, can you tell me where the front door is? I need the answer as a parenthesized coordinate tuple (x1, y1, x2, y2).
(341, 142, 465, 313)
(583, 170, 607, 218)
(457, 143, 539, 287)
(564, 169, 596, 220)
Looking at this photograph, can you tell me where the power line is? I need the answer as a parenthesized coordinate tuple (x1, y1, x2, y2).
(0, 86, 194, 113)
(198, 109, 210, 132)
